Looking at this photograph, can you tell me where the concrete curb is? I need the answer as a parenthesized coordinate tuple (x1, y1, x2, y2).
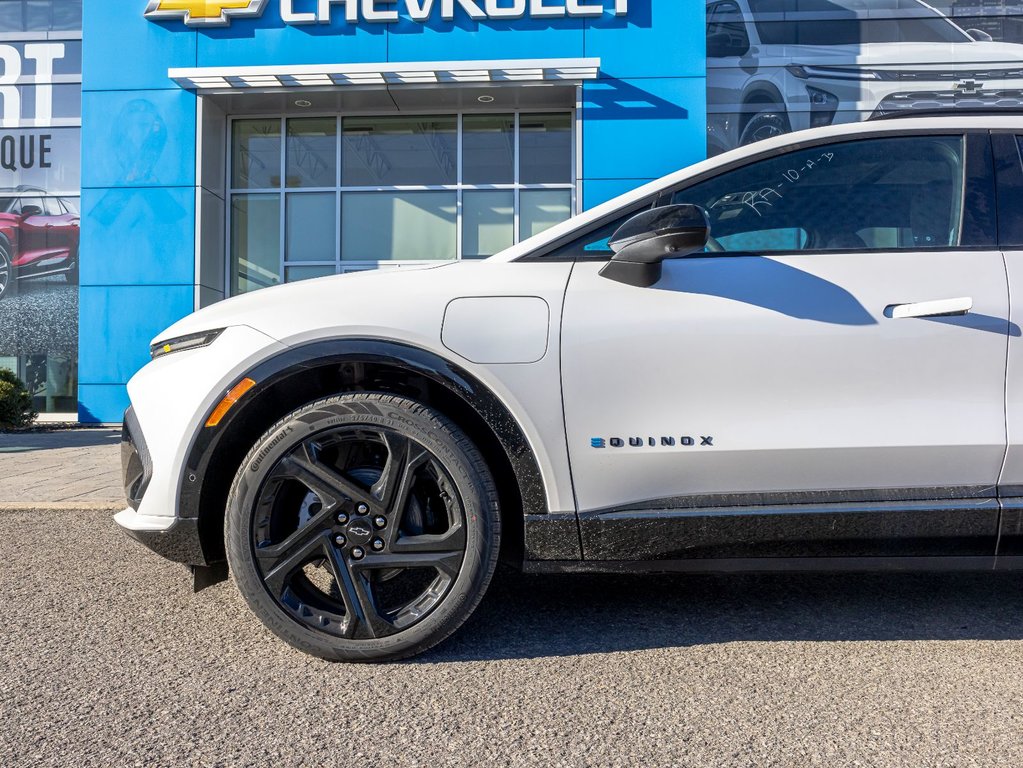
(0, 502, 123, 512)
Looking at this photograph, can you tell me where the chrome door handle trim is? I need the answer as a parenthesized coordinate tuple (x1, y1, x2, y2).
(884, 297, 973, 319)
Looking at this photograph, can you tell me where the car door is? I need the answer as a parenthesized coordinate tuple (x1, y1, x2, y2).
(41, 196, 75, 266)
(990, 131, 1023, 558)
(15, 196, 50, 269)
(560, 131, 1007, 561)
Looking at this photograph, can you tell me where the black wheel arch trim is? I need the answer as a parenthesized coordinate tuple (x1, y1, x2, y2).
(178, 337, 551, 562)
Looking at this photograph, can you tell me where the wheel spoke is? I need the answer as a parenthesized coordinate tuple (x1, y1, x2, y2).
(370, 432, 409, 505)
(253, 502, 336, 570)
(357, 549, 464, 579)
(259, 531, 331, 598)
(324, 544, 394, 639)
(381, 445, 431, 545)
(284, 444, 375, 510)
(391, 524, 466, 555)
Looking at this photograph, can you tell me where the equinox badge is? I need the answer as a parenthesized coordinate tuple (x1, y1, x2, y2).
(591, 435, 714, 448)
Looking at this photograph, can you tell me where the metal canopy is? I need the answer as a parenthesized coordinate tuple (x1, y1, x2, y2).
(170, 57, 601, 91)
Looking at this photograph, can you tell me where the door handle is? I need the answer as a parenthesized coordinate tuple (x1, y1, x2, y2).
(884, 297, 973, 319)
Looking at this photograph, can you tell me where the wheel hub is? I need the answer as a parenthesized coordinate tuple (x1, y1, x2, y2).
(344, 517, 375, 545)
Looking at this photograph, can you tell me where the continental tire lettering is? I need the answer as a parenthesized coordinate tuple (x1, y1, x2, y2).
(249, 425, 295, 471)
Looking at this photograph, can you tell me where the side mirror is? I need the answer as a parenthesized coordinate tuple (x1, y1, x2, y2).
(965, 28, 993, 42)
(599, 204, 710, 288)
(21, 205, 43, 217)
(707, 31, 749, 58)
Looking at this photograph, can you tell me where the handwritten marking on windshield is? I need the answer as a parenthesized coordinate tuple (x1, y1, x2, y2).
(740, 151, 835, 216)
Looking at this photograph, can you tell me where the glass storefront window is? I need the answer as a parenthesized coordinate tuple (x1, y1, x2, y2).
(463, 114, 515, 184)
(519, 113, 572, 184)
(286, 193, 336, 262)
(286, 265, 337, 283)
(463, 190, 514, 259)
(232, 120, 282, 190)
(287, 118, 337, 188)
(342, 192, 457, 261)
(231, 195, 281, 294)
(342, 116, 457, 186)
(520, 189, 573, 241)
(228, 111, 575, 293)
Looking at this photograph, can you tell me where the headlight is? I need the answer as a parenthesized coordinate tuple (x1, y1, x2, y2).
(150, 328, 225, 360)
(787, 64, 879, 81)
(806, 86, 840, 128)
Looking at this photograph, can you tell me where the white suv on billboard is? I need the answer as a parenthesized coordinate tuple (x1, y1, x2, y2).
(707, 0, 1023, 153)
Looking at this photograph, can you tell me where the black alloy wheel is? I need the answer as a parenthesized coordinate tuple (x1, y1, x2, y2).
(739, 108, 791, 146)
(226, 393, 500, 662)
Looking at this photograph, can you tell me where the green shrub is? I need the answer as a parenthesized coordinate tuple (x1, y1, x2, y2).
(0, 368, 36, 430)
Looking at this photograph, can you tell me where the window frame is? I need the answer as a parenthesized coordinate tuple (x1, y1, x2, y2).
(522, 128, 996, 262)
(225, 108, 578, 297)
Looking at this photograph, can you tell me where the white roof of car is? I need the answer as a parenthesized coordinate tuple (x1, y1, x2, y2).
(489, 113, 1023, 263)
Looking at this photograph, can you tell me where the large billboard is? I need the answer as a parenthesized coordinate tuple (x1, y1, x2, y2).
(707, 0, 1023, 155)
(0, 0, 81, 415)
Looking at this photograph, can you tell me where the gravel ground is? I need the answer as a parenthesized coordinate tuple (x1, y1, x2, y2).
(4, 508, 1023, 767)
(0, 277, 78, 357)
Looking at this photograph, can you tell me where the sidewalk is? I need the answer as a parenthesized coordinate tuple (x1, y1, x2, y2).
(0, 428, 124, 509)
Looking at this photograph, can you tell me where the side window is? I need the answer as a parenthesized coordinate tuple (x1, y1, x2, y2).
(19, 197, 45, 217)
(672, 136, 965, 253)
(543, 200, 656, 259)
(707, 1, 750, 58)
(42, 197, 62, 216)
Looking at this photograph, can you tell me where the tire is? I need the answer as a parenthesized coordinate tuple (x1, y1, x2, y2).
(739, 108, 791, 146)
(0, 241, 15, 300)
(225, 393, 501, 662)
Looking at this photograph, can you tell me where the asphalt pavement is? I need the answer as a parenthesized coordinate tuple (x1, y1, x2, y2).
(3, 508, 1023, 767)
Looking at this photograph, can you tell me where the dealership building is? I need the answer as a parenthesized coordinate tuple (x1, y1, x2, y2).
(0, 0, 1019, 422)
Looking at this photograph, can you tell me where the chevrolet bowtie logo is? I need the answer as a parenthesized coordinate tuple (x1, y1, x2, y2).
(144, 0, 268, 27)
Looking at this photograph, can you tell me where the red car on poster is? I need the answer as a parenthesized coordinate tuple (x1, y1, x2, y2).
(0, 186, 80, 300)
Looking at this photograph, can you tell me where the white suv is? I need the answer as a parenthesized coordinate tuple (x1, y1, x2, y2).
(119, 114, 1023, 661)
(707, 0, 1023, 153)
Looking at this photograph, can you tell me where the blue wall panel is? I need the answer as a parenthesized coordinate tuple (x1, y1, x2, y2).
(583, 178, 655, 210)
(79, 187, 195, 287)
(83, 0, 196, 92)
(78, 385, 132, 425)
(582, 76, 706, 180)
(78, 285, 194, 385)
(197, 17, 387, 67)
(81, 88, 196, 190)
(584, 0, 706, 79)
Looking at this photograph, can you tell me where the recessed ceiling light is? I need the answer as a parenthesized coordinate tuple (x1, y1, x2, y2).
(477, 95, 495, 103)
(295, 99, 312, 108)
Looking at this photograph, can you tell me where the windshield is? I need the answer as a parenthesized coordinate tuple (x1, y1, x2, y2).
(0, 196, 17, 213)
(747, 0, 971, 45)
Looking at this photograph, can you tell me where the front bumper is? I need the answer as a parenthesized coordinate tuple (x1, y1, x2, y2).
(114, 507, 206, 565)
(119, 324, 285, 521)
(113, 324, 286, 565)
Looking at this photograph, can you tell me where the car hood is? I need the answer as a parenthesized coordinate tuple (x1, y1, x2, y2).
(759, 41, 1023, 69)
(154, 258, 575, 358)
(156, 263, 456, 345)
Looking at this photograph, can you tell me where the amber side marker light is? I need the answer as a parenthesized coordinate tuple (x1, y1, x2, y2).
(206, 378, 257, 428)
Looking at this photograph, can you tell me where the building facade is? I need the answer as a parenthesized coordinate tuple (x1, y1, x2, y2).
(2, 0, 1022, 422)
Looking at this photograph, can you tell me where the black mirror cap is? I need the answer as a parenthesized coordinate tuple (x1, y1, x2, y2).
(600, 204, 710, 287)
(599, 259, 665, 288)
